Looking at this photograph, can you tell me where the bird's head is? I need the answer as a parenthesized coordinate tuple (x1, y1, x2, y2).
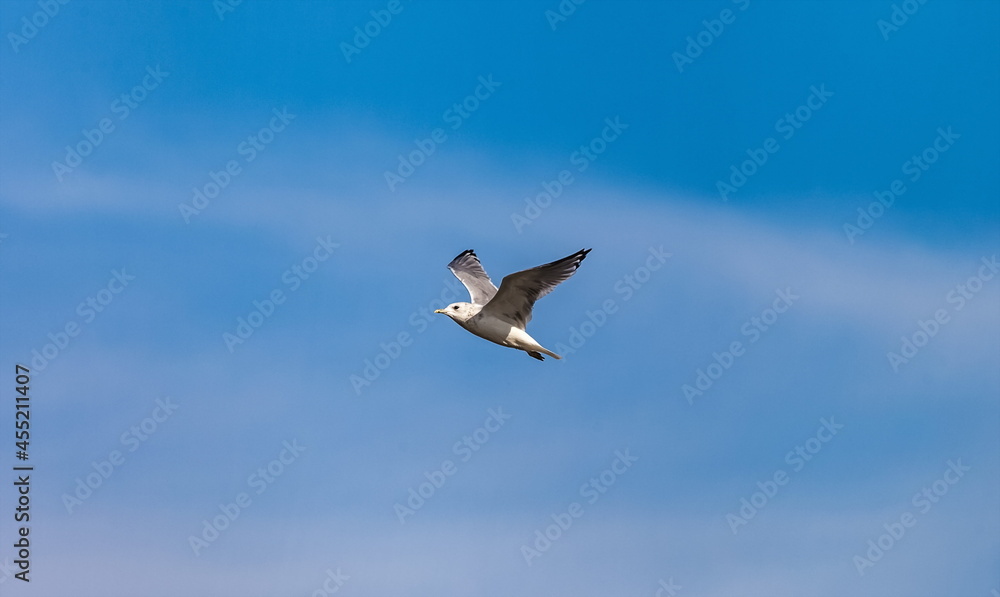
(434, 302, 476, 323)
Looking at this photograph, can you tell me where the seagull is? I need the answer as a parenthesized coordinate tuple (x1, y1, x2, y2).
(434, 249, 591, 360)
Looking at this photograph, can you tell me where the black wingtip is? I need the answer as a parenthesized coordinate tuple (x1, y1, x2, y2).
(449, 249, 477, 265)
(570, 248, 592, 265)
(532, 248, 592, 272)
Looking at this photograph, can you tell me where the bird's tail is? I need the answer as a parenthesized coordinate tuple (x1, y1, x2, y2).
(537, 347, 562, 360)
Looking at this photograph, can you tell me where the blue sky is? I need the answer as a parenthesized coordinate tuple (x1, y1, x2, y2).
(1, 1, 998, 595)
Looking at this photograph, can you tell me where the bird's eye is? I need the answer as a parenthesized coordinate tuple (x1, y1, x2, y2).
(452, 305, 459, 310)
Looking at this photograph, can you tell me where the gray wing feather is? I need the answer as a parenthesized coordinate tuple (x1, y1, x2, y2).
(482, 249, 591, 329)
(447, 250, 498, 305)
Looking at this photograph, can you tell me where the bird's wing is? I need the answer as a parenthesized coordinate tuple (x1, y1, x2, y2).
(447, 250, 498, 305)
(482, 249, 591, 329)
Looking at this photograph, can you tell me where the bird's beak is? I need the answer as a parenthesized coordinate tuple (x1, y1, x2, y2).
(434, 309, 446, 314)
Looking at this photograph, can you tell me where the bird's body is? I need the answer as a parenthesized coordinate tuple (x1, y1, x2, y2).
(446, 302, 561, 360)
(434, 249, 591, 360)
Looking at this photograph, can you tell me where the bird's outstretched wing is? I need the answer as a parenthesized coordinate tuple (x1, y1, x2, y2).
(482, 249, 591, 329)
(447, 250, 498, 305)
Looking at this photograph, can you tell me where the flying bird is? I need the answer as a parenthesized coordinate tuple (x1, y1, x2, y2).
(434, 249, 591, 360)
